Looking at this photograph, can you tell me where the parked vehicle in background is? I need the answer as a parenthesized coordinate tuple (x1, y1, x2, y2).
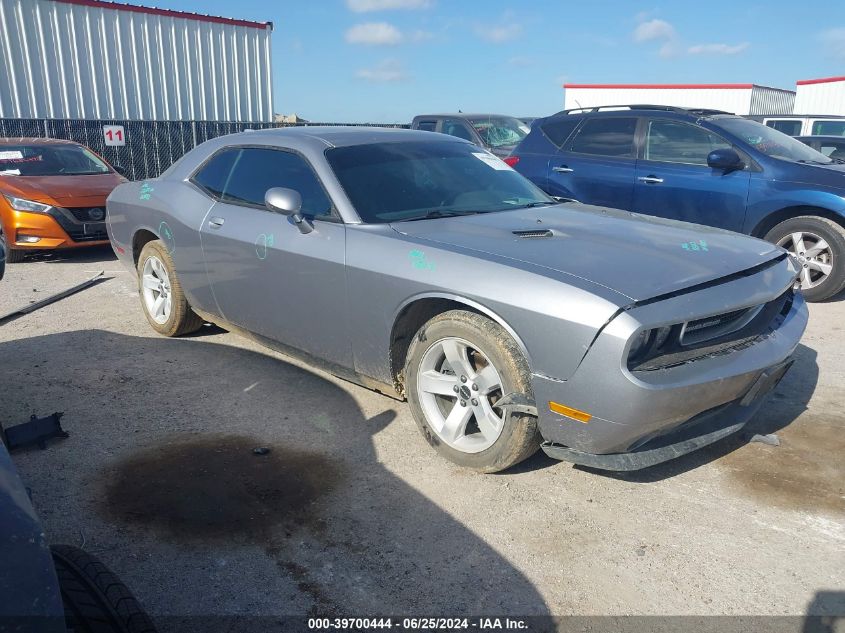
(508, 105, 845, 301)
(410, 114, 530, 156)
(0, 138, 126, 263)
(796, 135, 845, 160)
(754, 115, 845, 137)
(108, 127, 806, 474)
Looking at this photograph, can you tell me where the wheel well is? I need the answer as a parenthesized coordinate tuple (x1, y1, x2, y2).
(751, 206, 845, 238)
(389, 298, 481, 395)
(132, 229, 158, 266)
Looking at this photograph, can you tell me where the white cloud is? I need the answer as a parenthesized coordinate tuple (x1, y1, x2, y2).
(633, 18, 676, 43)
(409, 29, 434, 43)
(346, 0, 432, 12)
(355, 59, 408, 82)
(688, 42, 750, 55)
(820, 28, 845, 59)
(345, 22, 403, 45)
(474, 22, 522, 43)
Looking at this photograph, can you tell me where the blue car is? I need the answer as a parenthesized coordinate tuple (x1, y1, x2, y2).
(508, 105, 845, 301)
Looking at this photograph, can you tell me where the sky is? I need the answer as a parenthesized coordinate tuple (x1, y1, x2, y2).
(164, 0, 845, 123)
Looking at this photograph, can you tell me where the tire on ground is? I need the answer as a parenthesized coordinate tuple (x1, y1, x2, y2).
(764, 215, 845, 302)
(136, 239, 203, 336)
(5, 247, 26, 263)
(51, 544, 157, 633)
(404, 309, 541, 473)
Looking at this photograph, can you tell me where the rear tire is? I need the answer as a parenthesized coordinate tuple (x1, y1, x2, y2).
(136, 240, 203, 336)
(764, 216, 845, 302)
(405, 310, 540, 473)
(51, 545, 157, 633)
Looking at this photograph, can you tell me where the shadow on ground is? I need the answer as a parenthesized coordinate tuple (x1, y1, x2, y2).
(0, 329, 552, 631)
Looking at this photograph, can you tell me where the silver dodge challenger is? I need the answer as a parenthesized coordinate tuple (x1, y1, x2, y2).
(107, 127, 808, 473)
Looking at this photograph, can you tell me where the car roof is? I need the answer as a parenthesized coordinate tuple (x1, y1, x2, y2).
(220, 126, 466, 149)
(0, 137, 81, 146)
(413, 114, 518, 120)
(796, 135, 845, 141)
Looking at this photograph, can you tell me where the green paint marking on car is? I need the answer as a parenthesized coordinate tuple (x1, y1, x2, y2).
(409, 249, 435, 270)
(158, 221, 175, 253)
(255, 233, 274, 260)
(681, 240, 709, 252)
(139, 182, 154, 201)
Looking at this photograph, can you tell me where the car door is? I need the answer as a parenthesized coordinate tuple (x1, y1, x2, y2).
(632, 118, 751, 232)
(547, 116, 638, 210)
(196, 146, 351, 367)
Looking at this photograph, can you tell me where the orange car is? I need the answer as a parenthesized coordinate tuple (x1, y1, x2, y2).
(0, 138, 126, 262)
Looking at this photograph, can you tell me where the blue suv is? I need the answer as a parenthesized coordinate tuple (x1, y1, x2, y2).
(508, 105, 845, 301)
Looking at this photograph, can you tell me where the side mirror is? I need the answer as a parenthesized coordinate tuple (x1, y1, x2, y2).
(112, 165, 127, 176)
(265, 187, 312, 234)
(707, 148, 744, 173)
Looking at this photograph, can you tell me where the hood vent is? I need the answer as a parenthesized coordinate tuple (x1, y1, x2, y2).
(513, 229, 553, 239)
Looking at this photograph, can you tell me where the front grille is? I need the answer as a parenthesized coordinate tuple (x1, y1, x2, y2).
(66, 207, 107, 222)
(630, 289, 794, 372)
(64, 223, 108, 242)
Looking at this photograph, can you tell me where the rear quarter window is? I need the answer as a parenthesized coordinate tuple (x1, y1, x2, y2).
(540, 118, 580, 148)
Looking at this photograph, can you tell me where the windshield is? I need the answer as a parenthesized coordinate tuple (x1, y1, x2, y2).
(711, 118, 834, 164)
(0, 144, 111, 176)
(468, 116, 530, 148)
(326, 140, 553, 223)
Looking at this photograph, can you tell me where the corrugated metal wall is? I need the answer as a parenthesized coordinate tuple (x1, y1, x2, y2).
(749, 86, 795, 115)
(794, 81, 845, 115)
(563, 87, 753, 114)
(0, 0, 273, 121)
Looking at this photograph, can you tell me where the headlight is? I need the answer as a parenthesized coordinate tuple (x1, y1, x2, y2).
(3, 195, 53, 213)
(628, 325, 674, 365)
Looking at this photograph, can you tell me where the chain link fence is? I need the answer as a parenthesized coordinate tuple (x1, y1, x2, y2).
(0, 118, 408, 181)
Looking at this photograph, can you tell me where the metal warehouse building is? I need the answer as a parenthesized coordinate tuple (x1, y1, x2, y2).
(0, 0, 274, 122)
(794, 75, 845, 115)
(563, 83, 796, 116)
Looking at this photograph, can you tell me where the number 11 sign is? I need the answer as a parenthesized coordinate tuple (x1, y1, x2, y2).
(103, 125, 125, 147)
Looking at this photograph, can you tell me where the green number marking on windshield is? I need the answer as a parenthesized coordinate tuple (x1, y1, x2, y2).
(409, 250, 435, 271)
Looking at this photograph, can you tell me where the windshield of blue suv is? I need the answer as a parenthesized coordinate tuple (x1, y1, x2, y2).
(711, 118, 834, 165)
(326, 140, 553, 223)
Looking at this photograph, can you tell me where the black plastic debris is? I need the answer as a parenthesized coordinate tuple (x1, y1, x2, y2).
(252, 447, 271, 456)
(2, 412, 69, 451)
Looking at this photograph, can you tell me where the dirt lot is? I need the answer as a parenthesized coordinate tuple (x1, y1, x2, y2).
(1, 246, 843, 631)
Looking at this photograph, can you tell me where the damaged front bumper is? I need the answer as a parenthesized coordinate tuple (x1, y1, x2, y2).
(528, 260, 808, 471)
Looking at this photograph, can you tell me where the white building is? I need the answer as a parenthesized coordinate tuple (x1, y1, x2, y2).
(0, 0, 274, 122)
(794, 76, 845, 115)
(563, 83, 795, 116)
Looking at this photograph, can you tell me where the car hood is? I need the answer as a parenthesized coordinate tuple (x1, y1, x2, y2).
(391, 204, 785, 302)
(0, 173, 123, 206)
(771, 159, 845, 188)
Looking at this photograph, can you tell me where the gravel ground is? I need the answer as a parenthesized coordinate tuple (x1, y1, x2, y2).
(1, 246, 843, 631)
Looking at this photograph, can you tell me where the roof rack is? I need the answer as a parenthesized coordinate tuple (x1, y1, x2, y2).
(555, 104, 733, 116)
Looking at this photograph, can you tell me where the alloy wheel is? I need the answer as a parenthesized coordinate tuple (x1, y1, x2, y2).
(141, 255, 173, 324)
(777, 231, 833, 290)
(416, 337, 505, 454)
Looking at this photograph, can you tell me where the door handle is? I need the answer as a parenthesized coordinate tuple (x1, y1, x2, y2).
(553, 166, 574, 173)
(638, 176, 664, 184)
(207, 216, 225, 229)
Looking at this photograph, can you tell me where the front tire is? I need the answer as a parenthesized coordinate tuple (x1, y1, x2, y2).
(765, 216, 845, 302)
(136, 240, 203, 336)
(405, 310, 540, 473)
(51, 545, 157, 633)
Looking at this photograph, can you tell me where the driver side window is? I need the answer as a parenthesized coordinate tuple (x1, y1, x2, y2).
(645, 120, 732, 166)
